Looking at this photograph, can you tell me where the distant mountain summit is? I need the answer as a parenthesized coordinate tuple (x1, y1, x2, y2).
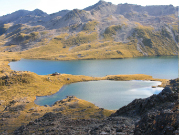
(0, 9, 47, 25)
(0, 0, 178, 58)
(0, 1, 177, 27)
(84, 0, 113, 11)
(31, 9, 48, 16)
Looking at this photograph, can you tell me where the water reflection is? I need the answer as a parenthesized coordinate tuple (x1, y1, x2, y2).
(35, 80, 163, 110)
(9, 56, 178, 79)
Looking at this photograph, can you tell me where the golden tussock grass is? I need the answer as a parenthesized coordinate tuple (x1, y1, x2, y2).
(0, 48, 169, 134)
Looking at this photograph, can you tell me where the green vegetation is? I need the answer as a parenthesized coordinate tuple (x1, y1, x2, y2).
(53, 96, 115, 119)
(133, 25, 178, 55)
(125, 11, 138, 18)
(161, 27, 172, 39)
(83, 20, 98, 31)
(63, 32, 98, 46)
(5, 24, 44, 43)
(14, 32, 40, 43)
(0, 24, 10, 35)
(0, 51, 169, 134)
(0, 6, 178, 134)
(172, 24, 178, 33)
(103, 25, 121, 40)
(0, 18, 177, 60)
(21, 25, 44, 33)
(71, 24, 81, 30)
(171, 24, 179, 43)
(134, 25, 154, 48)
(16, 23, 177, 61)
(5, 24, 24, 38)
(105, 74, 168, 87)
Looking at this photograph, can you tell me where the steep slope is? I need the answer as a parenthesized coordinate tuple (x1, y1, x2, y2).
(45, 9, 95, 29)
(0, 1, 178, 58)
(85, 0, 117, 18)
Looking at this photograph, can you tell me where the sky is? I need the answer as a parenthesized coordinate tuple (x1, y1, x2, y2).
(0, 0, 178, 16)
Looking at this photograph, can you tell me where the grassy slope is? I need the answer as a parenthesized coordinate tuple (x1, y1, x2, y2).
(103, 25, 122, 40)
(133, 25, 178, 55)
(16, 23, 177, 60)
(0, 20, 177, 60)
(0, 52, 169, 133)
(20, 34, 144, 60)
(0, 21, 177, 133)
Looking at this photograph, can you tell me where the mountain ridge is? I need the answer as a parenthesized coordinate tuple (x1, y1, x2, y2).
(0, 0, 178, 59)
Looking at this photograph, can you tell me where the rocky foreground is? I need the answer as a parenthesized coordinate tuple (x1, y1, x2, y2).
(14, 79, 178, 135)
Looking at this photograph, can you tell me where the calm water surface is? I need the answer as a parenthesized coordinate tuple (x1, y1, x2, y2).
(35, 80, 163, 110)
(9, 56, 178, 79)
(9, 56, 177, 109)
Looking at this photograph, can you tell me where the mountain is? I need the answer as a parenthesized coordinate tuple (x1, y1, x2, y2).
(0, 0, 178, 59)
(45, 9, 95, 29)
(0, 9, 47, 25)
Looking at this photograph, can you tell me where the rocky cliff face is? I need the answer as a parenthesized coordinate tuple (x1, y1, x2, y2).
(111, 87, 178, 117)
(133, 79, 179, 135)
(112, 78, 179, 135)
(14, 79, 179, 135)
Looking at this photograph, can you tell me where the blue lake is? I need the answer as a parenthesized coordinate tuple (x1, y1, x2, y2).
(9, 56, 178, 79)
(9, 56, 178, 109)
(35, 80, 163, 110)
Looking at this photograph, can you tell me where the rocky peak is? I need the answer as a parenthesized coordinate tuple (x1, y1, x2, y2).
(49, 10, 70, 17)
(84, 0, 114, 11)
(31, 9, 48, 16)
(64, 9, 82, 19)
(0, 10, 30, 25)
(116, 4, 177, 16)
(62, 9, 92, 22)
(144, 5, 176, 16)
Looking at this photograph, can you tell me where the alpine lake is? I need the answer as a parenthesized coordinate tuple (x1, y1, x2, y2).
(9, 56, 178, 110)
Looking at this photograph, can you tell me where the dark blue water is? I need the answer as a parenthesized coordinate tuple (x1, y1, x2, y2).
(9, 56, 178, 79)
(35, 80, 163, 110)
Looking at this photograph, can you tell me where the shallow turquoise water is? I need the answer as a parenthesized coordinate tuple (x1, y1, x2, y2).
(9, 56, 178, 79)
(35, 80, 163, 110)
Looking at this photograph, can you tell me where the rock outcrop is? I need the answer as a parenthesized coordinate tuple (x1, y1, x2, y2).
(134, 110, 179, 135)
(133, 79, 179, 135)
(111, 86, 178, 118)
(14, 113, 135, 135)
(14, 79, 178, 135)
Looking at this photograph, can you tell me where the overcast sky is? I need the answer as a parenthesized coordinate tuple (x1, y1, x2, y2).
(0, 0, 178, 16)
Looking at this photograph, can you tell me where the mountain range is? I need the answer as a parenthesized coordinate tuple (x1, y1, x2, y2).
(0, 0, 178, 59)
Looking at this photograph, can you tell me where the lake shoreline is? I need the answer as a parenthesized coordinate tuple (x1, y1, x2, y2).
(9, 54, 178, 62)
(9, 55, 178, 79)
(0, 53, 174, 134)
(35, 80, 164, 110)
